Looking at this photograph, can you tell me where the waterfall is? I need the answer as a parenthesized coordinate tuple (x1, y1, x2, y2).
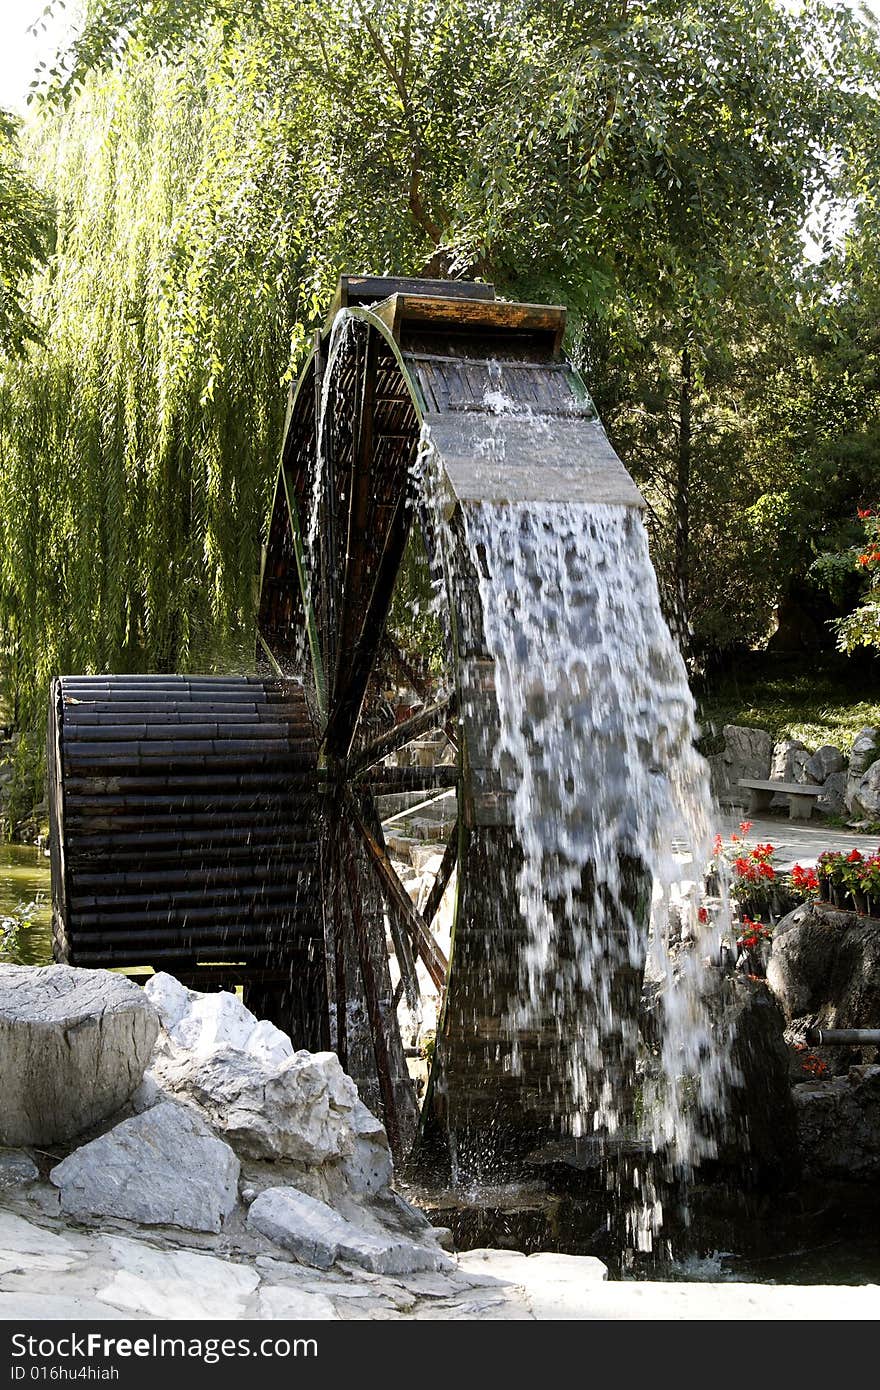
(456, 497, 736, 1244)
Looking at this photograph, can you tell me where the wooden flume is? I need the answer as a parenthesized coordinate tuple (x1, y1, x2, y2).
(49, 275, 646, 1170)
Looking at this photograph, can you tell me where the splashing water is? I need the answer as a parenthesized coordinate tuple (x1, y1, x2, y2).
(456, 499, 736, 1239)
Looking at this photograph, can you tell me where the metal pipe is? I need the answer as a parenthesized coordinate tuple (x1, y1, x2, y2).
(807, 1028, 880, 1045)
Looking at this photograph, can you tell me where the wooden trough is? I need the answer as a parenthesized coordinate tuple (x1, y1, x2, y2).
(49, 275, 646, 1171)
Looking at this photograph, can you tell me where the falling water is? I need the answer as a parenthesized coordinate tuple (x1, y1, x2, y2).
(447, 489, 736, 1246)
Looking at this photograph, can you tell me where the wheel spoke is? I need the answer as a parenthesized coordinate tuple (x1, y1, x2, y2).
(422, 822, 459, 927)
(319, 822, 348, 1071)
(333, 331, 378, 704)
(354, 764, 458, 793)
(345, 790, 448, 992)
(322, 489, 412, 759)
(356, 794, 421, 1016)
(348, 693, 456, 777)
(338, 816, 402, 1156)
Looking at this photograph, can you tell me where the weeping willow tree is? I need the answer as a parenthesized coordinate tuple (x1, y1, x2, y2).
(0, 45, 304, 823)
(2, 0, 878, 826)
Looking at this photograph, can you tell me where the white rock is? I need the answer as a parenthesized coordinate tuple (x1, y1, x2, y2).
(708, 726, 772, 807)
(146, 977, 382, 1167)
(849, 727, 879, 776)
(50, 1101, 240, 1233)
(0, 1292, 133, 1320)
(339, 1101, 394, 1195)
(257, 1285, 339, 1320)
(770, 740, 817, 805)
(96, 1237, 259, 1320)
(145, 974, 293, 1065)
(153, 1048, 362, 1164)
(0, 965, 159, 1146)
(805, 745, 846, 782)
(817, 770, 847, 817)
(0, 1211, 81, 1276)
(0, 1148, 38, 1189)
(853, 760, 880, 818)
(248, 1187, 450, 1274)
(143, 971, 190, 1030)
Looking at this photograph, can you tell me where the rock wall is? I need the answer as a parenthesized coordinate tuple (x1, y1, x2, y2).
(706, 722, 879, 823)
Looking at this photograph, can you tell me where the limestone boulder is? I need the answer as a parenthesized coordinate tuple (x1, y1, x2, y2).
(849, 727, 880, 776)
(771, 739, 814, 784)
(793, 1065, 880, 1180)
(767, 905, 880, 1028)
(770, 740, 815, 807)
(817, 771, 847, 818)
(0, 965, 159, 1146)
(708, 725, 772, 808)
(50, 1101, 239, 1233)
(805, 745, 846, 784)
(851, 761, 880, 820)
(144, 973, 393, 1174)
(247, 1187, 450, 1274)
(846, 728, 880, 815)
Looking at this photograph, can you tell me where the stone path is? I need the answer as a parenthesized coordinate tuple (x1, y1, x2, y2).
(717, 813, 879, 870)
(1, 1199, 877, 1320)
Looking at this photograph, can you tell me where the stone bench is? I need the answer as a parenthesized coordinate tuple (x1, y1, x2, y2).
(738, 778, 822, 821)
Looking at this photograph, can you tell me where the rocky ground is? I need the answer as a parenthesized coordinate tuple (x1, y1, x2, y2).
(2, 1198, 879, 1320)
(2, 951, 879, 1321)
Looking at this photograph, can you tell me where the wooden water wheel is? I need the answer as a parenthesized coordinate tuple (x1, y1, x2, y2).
(49, 275, 646, 1171)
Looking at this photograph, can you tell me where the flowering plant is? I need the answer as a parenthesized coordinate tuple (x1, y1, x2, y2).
(816, 846, 880, 912)
(841, 847, 866, 890)
(788, 863, 819, 899)
(831, 506, 880, 653)
(859, 853, 880, 894)
(712, 822, 778, 909)
(735, 915, 773, 976)
(800, 1054, 829, 1079)
(736, 916, 773, 951)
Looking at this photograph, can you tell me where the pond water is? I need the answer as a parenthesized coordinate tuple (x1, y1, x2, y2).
(0, 841, 52, 965)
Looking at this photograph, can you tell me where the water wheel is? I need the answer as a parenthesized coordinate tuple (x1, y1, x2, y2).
(255, 276, 647, 1168)
(49, 275, 647, 1170)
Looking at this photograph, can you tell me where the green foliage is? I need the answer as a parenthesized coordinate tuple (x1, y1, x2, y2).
(828, 510, 880, 652)
(696, 659, 880, 754)
(0, 109, 53, 359)
(0, 897, 43, 962)
(0, 0, 878, 820)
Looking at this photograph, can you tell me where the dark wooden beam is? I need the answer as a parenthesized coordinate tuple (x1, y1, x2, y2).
(322, 490, 412, 760)
(328, 834, 348, 1074)
(348, 693, 456, 778)
(357, 794, 421, 1018)
(422, 823, 459, 927)
(314, 329, 339, 687)
(339, 820, 401, 1156)
(333, 330, 377, 704)
(346, 792, 448, 992)
(354, 764, 458, 793)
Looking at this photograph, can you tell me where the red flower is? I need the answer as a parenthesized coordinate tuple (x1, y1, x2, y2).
(739, 820, 753, 834)
(847, 849, 863, 863)
(801, 1055, 829, 1078)
(697, 907, 708, 924)
(857, 507, 873, 519)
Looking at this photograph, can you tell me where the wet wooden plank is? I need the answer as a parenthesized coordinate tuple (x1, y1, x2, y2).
(328, 276, 495, 322)
(372, 294, 565, 350)
(422, 414, 646, 510)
